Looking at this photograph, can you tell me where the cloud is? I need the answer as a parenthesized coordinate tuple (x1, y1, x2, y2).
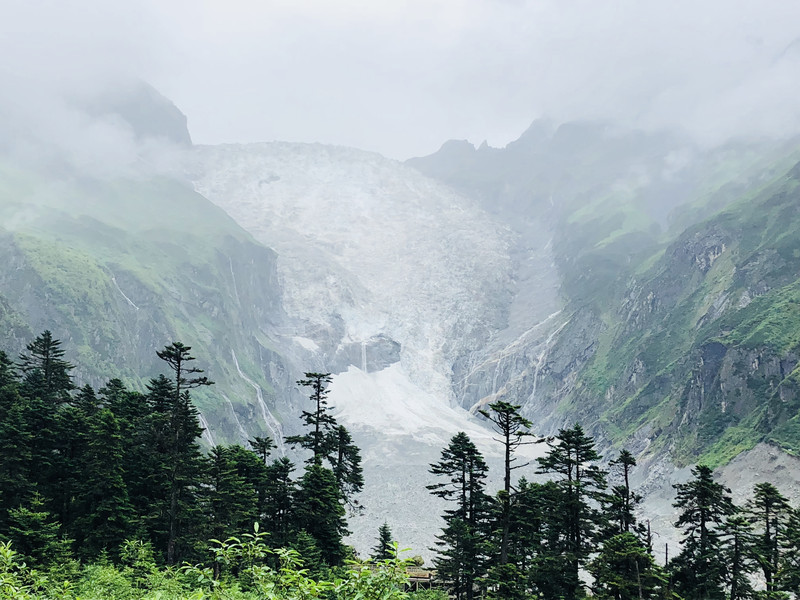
(2, 0, 800, 159)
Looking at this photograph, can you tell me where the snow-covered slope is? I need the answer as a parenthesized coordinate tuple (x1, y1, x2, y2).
(189, 142, 546, 555)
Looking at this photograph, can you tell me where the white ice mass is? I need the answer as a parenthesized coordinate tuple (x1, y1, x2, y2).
(189, 142, 550, 556)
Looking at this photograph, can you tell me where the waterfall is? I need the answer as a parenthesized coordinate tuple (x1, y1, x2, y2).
(361, 341, 367, 372)
(222, 392, 250, 442)
(111, 275, 139, 310)
(228, 257, 241, 305)
(231, 348, 285, 455)
(530, 318, 570, 404)
(197, 412, 216, 447)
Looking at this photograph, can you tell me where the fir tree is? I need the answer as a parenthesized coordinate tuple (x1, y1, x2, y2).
(537, 424, 607, 599)
(6, 494, 72, 569)
(428, 432, 491, 600)
(372, 522, 394, 561)
(294, 463, 348, 567)
(747, 482, 790, 595)
(589, 532, 667, 600)
(249, 436, 276, 464)
(720, 515, 757, 600)
(607, 449, 642, 538)
(478, 400, 533, 574)
(201, 445, 259, 545)
(261, 457, 296, 548)
(669, 464, 735, 600)
(286, 373, 336, 464)
(72, 408, 134, 560)
(328, 424, 364, 509)
(17, 330, 74, 402)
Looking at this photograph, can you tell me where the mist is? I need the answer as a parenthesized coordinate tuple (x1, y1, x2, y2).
(2, 0, 800, 160)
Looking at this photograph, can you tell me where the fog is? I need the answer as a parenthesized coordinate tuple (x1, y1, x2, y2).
(2, 0, 800, 160)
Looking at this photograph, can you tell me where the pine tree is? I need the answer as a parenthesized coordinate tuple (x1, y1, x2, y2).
(536, 424, 607, 599)
(778, 506, 800, 594)
(478, 400, 533, 575)
(17, 330, 74, 402)
(589, 532, 667, 600)
(286, 373, 336, 464)
(149, 343, 210, 565)
(72, 408, 134, 560)
(428, 432, 491, 600)
(6, 494, 73, 569)
(200, 445, 259, 545)
(372, 522, 394, 560)
(747, 482, 790, 595)
(607, 449, 642, 537)
(720, 515, 757, 600)
(669, 464, 735, 600)
(249, 436, 276, 464)
(328, 424, 364, 509)
(261, 457, 296, 548)
(0, 385, 33, 529)
(294, 463, 348, 567)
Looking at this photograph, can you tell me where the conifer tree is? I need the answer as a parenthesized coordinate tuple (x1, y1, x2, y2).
(150, 343, 210, 565)
(329, 424, 364, 509)
(607, 449, 642, 537)
(286, 373, 336, 464)
(261, 457, 296, 548)
(294, 463, 348, 566)
(17, 330, 74, 402)
(537, 424, 607, 599)
(669, 464, 735, 600)
(6, 494, 72, 569)
(478, 400, 533, 573)
(201, 445, 259, 546)
(589, 532, 666, 600)
(72, 408, 134, 560)
(249, 436, 276, 464)
(0, 386, 33, 529)
(372, 522, 394, 561)
(747, 482, 790, 595)
(720, 515, 757, 600)
(428, 432, 491, 600)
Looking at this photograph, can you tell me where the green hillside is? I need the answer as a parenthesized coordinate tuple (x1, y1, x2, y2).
(0, 164, 289, 445)
(410, 123, 800, 467)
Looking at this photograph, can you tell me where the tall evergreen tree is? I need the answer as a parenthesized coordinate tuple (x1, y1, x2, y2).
(249, 436, 276, 464)
(286, 373, 336, 464)
(151, 343, 210, 565)
(719, 515, 757, 600)
(537, 424, 607, 600)
(669, 464, 735, 600)
(589, 532, 667, 600)
(294, 463, 348, 567)
(747, 482, 790, 595)
(17, 330, 74, 402)
(261, 457, 296, 548)
(607, 449, 641, 538)
(72, 408, 134, 560)
(372, 522, 395, 561)
(428, 432, 491, 600)
(6, 494, 72, 570)
(478, 400, 533, 572)
(200, 445, 259, 559)
(328, 424, 364, 509)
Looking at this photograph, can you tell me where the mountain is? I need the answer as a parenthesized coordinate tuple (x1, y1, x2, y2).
(5, 82, 800, 558)
(408, 122, 800, 469)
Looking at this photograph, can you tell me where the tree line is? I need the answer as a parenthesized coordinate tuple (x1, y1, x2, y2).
(0, 331, 365, 576)
(428, 400, 800, 600)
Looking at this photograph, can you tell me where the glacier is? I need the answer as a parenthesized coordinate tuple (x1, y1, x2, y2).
(188, 142, 556, 556)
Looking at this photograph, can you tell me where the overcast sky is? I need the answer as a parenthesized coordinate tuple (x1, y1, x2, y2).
(3, 0, 800, 159)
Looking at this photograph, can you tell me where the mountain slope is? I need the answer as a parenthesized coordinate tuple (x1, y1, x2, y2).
(0, 162, 292, 448)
